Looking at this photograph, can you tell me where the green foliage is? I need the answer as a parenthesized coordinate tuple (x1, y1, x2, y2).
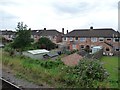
(35, 37, 56, 50)
(60, 59, 109, 87)
(2, 50, 114, 88)
(64, 49, 79, 55)
(11, 22, 32, 51)
(4, 43, 14, 54)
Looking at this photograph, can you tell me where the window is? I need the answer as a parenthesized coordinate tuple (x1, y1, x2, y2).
(69, 37, 73, 41)
(106, 38, 112, 41)
(72, 44, 76, 49)
(91, 38, 97, 42)
(113, 38, 120, 42)
(99, 38, 104, 42)
(75, 37, 78, 40)
(64, 37, 66, 41)
(114, 47, 120, 51)
(106, 48, 110, 51)
(80, 38, 86, 42)
(34, 35, 37, 38)
(81, 45, 84, 49)
(8, 35, 11, 38)
(115, 49, 119, 51)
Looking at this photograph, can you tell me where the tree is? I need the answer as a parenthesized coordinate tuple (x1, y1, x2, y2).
(35, 37, 56, 50)
(11, 22, 32, 51)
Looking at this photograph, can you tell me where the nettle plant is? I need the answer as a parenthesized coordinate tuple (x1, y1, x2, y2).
(61, 59, 109, 88)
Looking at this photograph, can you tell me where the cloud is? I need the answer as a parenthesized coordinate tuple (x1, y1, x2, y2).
(0, 10, 19, 30)
(0, 0, 119, 31)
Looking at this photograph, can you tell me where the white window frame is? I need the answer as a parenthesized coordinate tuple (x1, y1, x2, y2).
(63, 37, 66, 41)
(80, 38, 86, 42)
(113, 38, 120, 42)
(72, 44, 76, 49)
(75, 37, 78, 41)
(99, 37, 104, 42)
(69, 37, 73, 41)
(91, 38, 97, 42)
(106, 38, 112, 41)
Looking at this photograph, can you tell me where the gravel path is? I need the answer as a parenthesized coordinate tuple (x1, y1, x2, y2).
(1, 64, 51, 89)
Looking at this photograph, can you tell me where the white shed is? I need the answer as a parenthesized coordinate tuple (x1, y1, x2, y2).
(23, 49, 50, 60)
(92, 46, 102, 54)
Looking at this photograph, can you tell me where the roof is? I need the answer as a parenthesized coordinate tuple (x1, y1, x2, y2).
(27, 49, 49, 55)
(61, 53, 83, 66)
(1, 30, 16, 35)
(31, 30, 42, 35)
(64, 28, 120, 38)
(39, 29, 63, 36)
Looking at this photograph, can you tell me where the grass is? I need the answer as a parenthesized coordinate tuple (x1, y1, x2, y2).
(0, 49, 119, 88)
(0, 49, 67, 87)
(100, 56, 119, 88)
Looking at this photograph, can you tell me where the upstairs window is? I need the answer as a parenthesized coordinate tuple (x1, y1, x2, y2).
(64, 37, 66, 41)
(75, 37, 78, 41)
(106, 38, 112, 41)
(99, 38, 104, 42)
(69, 37, 73, 41)
(91, 38, 97, 42)
(113, 38, 120, 42)
(80, 38, 86, 42)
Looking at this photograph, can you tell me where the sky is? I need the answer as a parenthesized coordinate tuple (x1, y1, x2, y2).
(0, 0, 119, 32)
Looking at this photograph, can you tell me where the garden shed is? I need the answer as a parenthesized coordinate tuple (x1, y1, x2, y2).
(91, 46, 102, 54)
(23, 49, 50, 60)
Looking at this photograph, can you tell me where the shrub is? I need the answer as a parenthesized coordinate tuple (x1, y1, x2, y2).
(60, 59, 109, 88)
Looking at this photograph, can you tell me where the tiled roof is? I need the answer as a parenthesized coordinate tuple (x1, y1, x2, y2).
(39, 29, 63, 36)
(1, 30, 16, 35)
(31, 30, 42, 35)
(61, 53, 83, 66)
(64, 28, 120, 38)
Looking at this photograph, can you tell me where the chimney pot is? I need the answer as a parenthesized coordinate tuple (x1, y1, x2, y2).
(62, 28, 64, 34)
(67, 30, 68, 34)
(44, 28, 46, 30)
(90, 26, 93, 29)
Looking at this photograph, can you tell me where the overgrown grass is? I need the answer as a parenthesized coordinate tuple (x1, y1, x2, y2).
(0, 50, 68, 87)
(100, 56, 119, 88)
(1, 49, 119, 88)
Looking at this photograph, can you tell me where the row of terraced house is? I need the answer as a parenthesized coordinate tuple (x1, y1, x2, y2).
(1, 26, 120, 55)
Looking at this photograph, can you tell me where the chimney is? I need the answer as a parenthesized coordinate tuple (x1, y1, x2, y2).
(90, 26, 93, 29)
(44, 28, 46, 30)
(62, 28, 64, 34)
(67, 30, 68, 34)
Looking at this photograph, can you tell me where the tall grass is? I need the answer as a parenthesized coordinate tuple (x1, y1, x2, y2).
(1, 50, 118, 88)
(1, 50, 67, 87)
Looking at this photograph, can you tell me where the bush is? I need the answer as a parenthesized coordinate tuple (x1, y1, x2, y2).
(60, 59, 109, 88)
(41, 60, 64, 69)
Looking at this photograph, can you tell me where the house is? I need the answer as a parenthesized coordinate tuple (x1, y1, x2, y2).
(1, 30, 16, 41)
(31, 30, 42, 42)
(62, 27, 120, 55)
(31, 28, 64, 43)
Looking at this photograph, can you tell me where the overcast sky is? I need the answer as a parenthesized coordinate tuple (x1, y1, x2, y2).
(0, 0, 119, 32)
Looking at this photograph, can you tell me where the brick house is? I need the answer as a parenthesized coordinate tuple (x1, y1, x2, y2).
(62, 27, 120, 55)
(31, 28, 63, 43)
(1, 30, 16, 41)
(31, 30, 42, 42)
